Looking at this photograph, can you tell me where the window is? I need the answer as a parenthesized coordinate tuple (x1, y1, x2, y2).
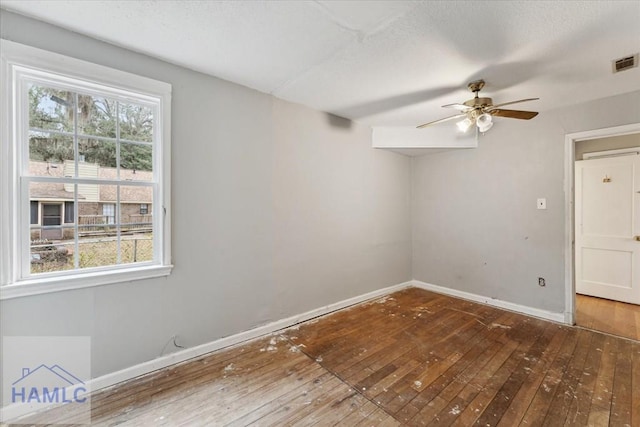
(140, 204, 149, 215)
(64, 201, 74, 224)
(102, 204, 116, 225)
(1, 40, 172, 299)
(30, 202, 38, 225)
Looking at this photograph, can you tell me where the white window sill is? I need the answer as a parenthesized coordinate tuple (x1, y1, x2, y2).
(0, 265, 173, 300)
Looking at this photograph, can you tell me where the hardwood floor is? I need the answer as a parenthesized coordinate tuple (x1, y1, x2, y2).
(8, 288, 640, 426)
(576, 293, 640, 341)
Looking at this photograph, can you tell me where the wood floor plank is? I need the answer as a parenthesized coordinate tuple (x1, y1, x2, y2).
(586, 334, 617, 426)
(9, 287, 640, 427)
(475, 320, 557, 427)
(419, 338, 506, 425)
(224, 371, 334, 426)
(112, 353, 321, 426)
(576, 294, 640, 340)
(609, 339, 633, 426)
(333, 399, 382, 426)
(241, 375, 347, 426)
(382, 309, 511, 419)
(399, 314, 514, 423)
(496, 324, 568, 426)
(563, 331, 605, 426)
(446, 338, 523, 426)
(632, 341, 640, 427)
(445, 318, 546, 426)
(541, 328, 593, 426)
(515, 326, 580, 426)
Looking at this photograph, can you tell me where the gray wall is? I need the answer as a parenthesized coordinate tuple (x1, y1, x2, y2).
(0, 10, 412, 378)
(412, 90, 640, 314)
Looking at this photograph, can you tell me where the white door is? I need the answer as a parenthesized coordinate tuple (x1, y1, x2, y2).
(575, 153, 640, 304)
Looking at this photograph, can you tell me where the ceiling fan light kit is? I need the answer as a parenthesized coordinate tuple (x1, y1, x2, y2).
(476, 113, 493, 133)
(456, 117, 474, 132)
(417, 79, 539, 135)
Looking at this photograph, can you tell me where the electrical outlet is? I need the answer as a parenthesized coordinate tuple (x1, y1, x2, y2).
(538, 277, 546, 287)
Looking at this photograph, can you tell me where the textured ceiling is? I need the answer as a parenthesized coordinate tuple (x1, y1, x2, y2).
(2, 0, 639, 128)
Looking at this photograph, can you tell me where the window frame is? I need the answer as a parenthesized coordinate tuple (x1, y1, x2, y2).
(1, 40, 172, 300)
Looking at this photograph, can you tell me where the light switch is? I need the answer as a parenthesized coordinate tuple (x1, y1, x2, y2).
(537, 198, 547, 210)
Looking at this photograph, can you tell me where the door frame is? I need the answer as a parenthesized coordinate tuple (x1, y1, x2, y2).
(564, 123, 640, 325)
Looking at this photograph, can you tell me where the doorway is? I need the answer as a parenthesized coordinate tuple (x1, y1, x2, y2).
(565, 124, 640, 340)
(575, 150, 640, 304)
(41, 203, 63, 240)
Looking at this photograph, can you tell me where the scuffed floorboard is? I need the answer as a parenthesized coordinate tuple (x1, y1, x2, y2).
(7, 288, 639, 426)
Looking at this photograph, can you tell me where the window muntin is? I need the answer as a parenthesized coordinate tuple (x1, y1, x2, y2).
(1, 40, 172, 297)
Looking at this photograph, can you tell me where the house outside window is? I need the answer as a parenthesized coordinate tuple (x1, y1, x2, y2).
(1, 40, 172, 299)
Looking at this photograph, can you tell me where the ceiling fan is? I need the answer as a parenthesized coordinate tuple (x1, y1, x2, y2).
(416, 80, 539, 133)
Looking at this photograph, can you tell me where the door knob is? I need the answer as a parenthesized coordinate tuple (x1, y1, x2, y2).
(635, 236, 640, 241)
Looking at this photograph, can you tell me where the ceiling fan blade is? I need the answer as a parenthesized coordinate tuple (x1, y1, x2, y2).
(417, 113, 467, 129)
(486, 98, 539, 110)
(442, 103, 472, 111)
(489, 109, 539, 120)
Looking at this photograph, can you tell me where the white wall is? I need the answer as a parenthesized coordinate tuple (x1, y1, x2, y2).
(412, 90, 640, 314)
(0, 10, 412, 378)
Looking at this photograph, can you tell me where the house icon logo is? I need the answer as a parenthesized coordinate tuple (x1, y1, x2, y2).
(11, 364, 88, 404)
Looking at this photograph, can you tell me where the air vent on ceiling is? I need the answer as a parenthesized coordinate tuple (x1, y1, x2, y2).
(612, 54, 638, 73)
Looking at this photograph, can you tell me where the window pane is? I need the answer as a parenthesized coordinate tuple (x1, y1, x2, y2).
(78, 191, 117, 269)
(30, 222, 75, 274)
(77, 200, 104, 232)
(78, 233, 118, 269)
(77, 95, 116, 139)
(28, 132, 74, 176)
(119, 102, 153, 142)
(76, 184, 116, 226)
(79, 139, 117, 170)
(120, 190, 152, 228)
(28, 182, 74, 228)
(30, 238, 74, 274)
(121, 142, 153, 175)
(121, 234, 153, 264)
(28, 84, 74, 132)
(120, 186, 152, 222)
(121, 185, 153, 264)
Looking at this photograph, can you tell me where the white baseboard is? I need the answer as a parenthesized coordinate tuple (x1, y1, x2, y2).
(1, 280, 413, 422)
(412, 280, 566, 323)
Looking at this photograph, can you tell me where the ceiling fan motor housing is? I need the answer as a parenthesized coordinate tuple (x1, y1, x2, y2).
(463, 97, 493, 110)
